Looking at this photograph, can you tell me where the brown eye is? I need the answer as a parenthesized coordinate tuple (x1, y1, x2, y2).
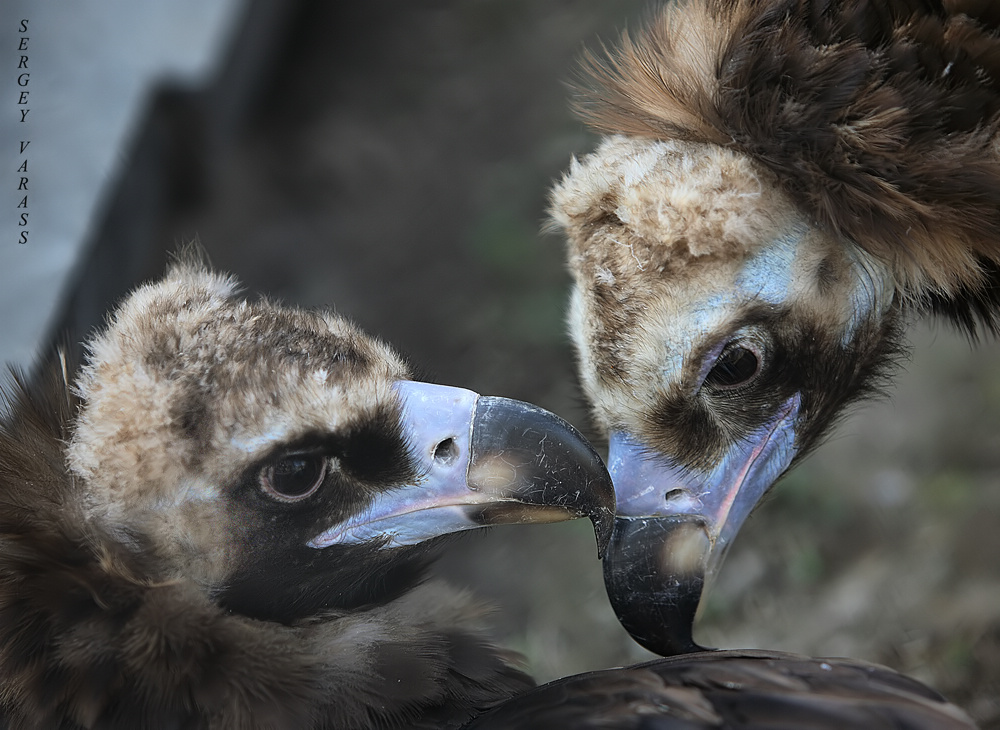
(705, 344, 760, 389)
(261, 454, 327, 502)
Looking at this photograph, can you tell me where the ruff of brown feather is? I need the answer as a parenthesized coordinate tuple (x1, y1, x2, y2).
(574, 0, 1000, 333)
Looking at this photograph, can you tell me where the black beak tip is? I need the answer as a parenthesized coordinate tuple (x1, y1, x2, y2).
(592, 498, 616, 559)
(602, 516, 711, 657)
(471, 396, 617, 555)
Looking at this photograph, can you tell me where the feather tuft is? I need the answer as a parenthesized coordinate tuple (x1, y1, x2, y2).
(573, 0, 1000, 332)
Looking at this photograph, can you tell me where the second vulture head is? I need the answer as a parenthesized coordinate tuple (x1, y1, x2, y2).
(550, 0, 1000, 655)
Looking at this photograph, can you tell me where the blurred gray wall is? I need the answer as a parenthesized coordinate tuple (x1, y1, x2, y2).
(0, 0, 245, 367)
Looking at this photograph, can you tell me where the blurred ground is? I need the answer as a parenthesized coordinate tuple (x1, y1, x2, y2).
(130, 1, 1000, 724)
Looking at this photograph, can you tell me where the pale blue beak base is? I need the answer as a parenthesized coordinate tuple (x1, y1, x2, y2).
(607, 392, 800, 583)
(602, 394, 800, 656)
(308, 381, 615, 552)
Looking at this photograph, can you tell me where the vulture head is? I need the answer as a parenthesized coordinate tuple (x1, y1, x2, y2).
(550, 0, 1000, 654)
(0, 260, 614, 728)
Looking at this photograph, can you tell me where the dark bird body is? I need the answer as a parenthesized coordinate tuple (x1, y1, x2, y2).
(465, 650, 974, 729)
(0, 261, 615, 729)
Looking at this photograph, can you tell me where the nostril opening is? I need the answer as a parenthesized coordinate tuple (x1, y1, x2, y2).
(664, 488, 686, 503)
(433, 438, 459, 466)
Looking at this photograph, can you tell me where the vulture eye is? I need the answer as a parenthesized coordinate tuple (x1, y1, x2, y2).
(261, 454, 327, 502)
(705, 343, 760, 389)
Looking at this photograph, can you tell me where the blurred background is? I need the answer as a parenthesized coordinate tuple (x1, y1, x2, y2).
(4, 1, 999, 725)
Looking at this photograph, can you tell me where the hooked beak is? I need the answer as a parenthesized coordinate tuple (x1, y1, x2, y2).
(602, 394, 800, 655)
(309, 381, 615, 555)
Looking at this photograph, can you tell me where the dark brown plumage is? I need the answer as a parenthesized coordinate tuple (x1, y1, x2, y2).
(0, 262, 615, 729)
(466, 650, 976, 729)
(575, 0, 1000, 321)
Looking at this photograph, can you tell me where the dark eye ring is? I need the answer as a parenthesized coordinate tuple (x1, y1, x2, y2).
(261, 454, 327, 502)
(704, 342, 761, 390)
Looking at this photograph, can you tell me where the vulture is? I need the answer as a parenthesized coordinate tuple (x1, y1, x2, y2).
(0, 259, 618, 728)
(548, 0, 1000, 656)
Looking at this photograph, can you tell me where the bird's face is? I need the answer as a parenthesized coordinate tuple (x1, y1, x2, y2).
(66, 265, 614, 623)
(552, 136, 902, 653)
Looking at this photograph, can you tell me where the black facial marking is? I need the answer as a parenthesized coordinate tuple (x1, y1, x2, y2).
(784, 310, 906, 463)
(219, 406, 427, 623)
(336, 404, 415, 486)
(643, 305, 904, 472)
(650, 395, 725, 471)
(221, 539, 440, 624)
